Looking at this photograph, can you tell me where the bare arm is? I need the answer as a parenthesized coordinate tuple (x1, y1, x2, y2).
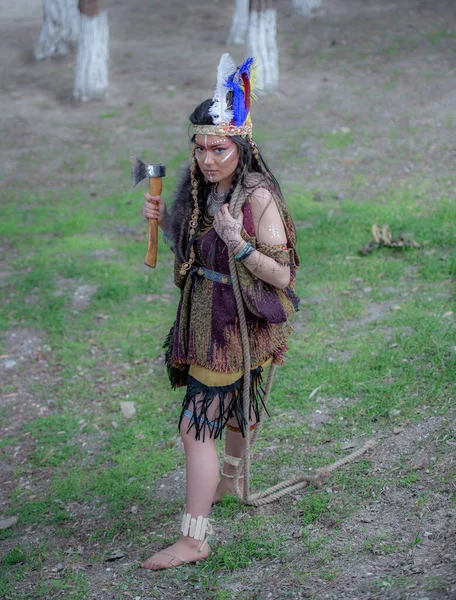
(213, 188, 291, 290)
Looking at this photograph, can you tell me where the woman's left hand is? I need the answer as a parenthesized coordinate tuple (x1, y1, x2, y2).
(213, 204, 244, 253)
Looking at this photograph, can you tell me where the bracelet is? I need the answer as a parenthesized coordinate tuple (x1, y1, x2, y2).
(234, 241, 256, 261)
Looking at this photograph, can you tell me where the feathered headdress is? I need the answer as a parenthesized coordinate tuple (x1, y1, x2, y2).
(192, 53, 257, 138)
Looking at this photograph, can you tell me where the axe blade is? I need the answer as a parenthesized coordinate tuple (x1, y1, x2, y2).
(130, 156, 166, 187)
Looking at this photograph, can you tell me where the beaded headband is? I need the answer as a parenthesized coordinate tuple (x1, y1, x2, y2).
(190, 120, 253, 139)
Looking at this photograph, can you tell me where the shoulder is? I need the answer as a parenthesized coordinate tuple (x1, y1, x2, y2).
(249, 187, 275, 214)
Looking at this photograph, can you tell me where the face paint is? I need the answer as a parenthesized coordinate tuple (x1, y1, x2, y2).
(193, 135, 239, 190)
(268, 223, 281, 238)
(221, 147, 236, 163)
(208, 138, 228, 146)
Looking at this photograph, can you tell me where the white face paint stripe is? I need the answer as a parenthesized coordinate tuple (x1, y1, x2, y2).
(220, 147, 236, 163)
(204, 134, 210, 164)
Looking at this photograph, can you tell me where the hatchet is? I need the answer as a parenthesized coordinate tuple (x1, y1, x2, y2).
(130, 156, 166, 268)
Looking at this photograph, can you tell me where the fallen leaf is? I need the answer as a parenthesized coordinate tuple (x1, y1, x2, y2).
(40, 448, 55, 465)
(309, 386, 322, 400)
(443, 311, 453, 318)
(106, 550, 125, 562)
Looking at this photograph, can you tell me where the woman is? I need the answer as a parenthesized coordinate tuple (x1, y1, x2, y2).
(140, 55, 299, 570)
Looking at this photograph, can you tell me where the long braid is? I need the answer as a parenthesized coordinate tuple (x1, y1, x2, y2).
(225, 162, 244, 207)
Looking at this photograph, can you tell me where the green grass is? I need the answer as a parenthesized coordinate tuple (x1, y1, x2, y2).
(1, 141, 455, 598)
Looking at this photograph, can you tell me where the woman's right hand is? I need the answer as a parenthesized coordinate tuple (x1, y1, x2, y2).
(143, 193, 168, 226)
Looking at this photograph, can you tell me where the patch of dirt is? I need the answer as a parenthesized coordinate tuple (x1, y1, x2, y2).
(71, 284, 99, 310)
(343, 300, 398, 330)
(213, 415, 456, 600)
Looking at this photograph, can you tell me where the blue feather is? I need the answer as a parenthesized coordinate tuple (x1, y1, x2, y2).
(238, 57, 254, 76)
(226, 57, 254, 126)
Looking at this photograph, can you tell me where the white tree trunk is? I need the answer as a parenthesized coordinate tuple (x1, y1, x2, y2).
(226, 0, 250, 45)
(73, 11, 109, 101)
(291, 0, 321, 17)
(247, 5, 279, 93)
(34, 0, 79, 60)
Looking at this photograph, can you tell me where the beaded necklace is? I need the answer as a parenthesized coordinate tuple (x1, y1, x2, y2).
(207, 184, 229, 216)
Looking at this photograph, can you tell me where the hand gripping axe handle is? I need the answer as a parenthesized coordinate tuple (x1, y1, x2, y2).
(130, 157, 166, 268)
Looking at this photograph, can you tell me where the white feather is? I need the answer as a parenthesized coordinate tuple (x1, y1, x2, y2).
(209, 53, 236, 125)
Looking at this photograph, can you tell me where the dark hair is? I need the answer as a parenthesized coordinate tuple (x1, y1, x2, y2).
(170, 99, 283, 263)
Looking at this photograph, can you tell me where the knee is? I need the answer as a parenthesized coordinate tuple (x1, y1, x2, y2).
(180, 418, 200, 449)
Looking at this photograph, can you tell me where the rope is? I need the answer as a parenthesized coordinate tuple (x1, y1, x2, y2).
(227, 192, 376, 506)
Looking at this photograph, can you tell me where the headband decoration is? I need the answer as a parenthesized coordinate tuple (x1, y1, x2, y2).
(191, 53, 257, 138)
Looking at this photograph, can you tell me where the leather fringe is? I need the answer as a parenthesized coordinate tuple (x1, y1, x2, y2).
(178, 366, 269, 441)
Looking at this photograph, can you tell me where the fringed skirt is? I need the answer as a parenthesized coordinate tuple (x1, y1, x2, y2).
(178, 359, 272, 441)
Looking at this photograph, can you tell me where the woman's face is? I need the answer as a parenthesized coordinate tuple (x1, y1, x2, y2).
(193, 135, 239, 188)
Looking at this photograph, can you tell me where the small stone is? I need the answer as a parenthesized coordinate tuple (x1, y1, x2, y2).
(313, 192, 324, 202)
(3, 360, 17, 369)
(131, 505, 138, 514)
(120, 401, 136, 419)
(340, 126, 351, 134)
(394, 427, 404, 434)
(56, 563, 64, 572)
(0, 516, 18, 530)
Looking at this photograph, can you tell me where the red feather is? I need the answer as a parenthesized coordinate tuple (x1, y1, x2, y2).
(242, 72, 251, 111)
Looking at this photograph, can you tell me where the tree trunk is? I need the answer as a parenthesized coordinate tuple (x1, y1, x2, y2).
(73, 0, 109, 101)
(227, 0, 250, 45)
(34, 0, 79, 60)
(247, 0, 278, 93)
(291, 0, 321, 17)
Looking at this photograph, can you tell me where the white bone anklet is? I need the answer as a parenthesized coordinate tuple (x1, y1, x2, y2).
(181, 514, 213, 552)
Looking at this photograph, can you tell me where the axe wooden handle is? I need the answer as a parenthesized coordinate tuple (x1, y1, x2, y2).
(144, 177, 162, 268)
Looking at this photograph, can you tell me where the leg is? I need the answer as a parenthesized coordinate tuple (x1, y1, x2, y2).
(213, 411, 257, 503)
(142, 395, 220, 570)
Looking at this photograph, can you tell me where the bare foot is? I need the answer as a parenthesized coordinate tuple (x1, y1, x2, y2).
(141, 535, 209, 570)
(213, 475, 243, 504)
